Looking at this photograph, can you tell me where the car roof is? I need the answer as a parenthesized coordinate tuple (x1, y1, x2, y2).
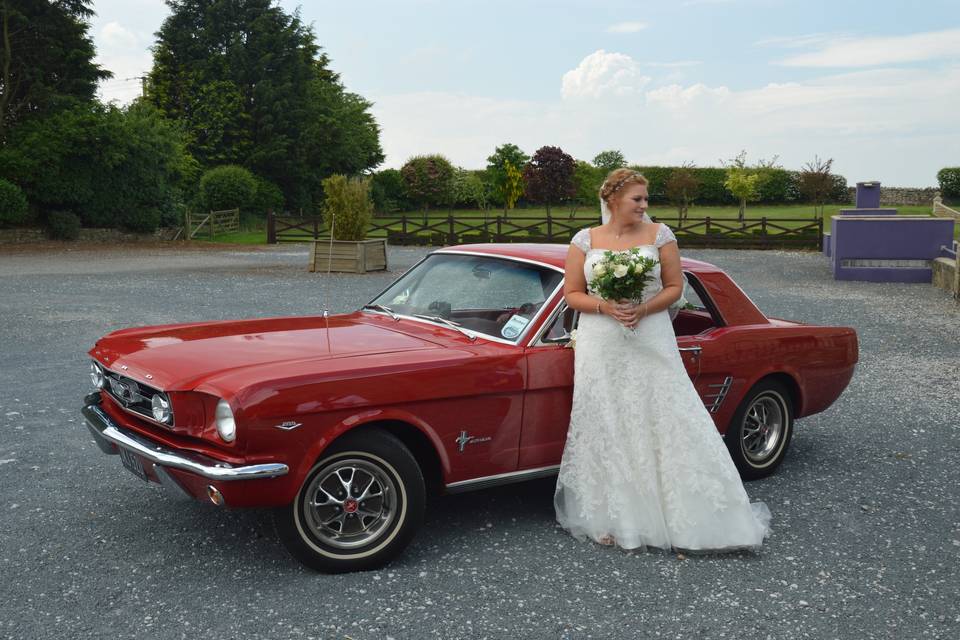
(439, 243, 721, 274)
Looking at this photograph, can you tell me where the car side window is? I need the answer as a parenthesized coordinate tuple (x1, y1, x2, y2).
(539, 303, 579, 344)
(672, 272, 722, 336)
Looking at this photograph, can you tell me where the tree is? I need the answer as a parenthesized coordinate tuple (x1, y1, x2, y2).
(722, 150, 763, 222)
(486, 143, 529, 208)
(0, 0, 110, 141)
(148, 0, 382, 212)
(798, 156, 834, 219)
(572, 160, 603, 217)
(665, 163, 700, 222)
(592, 150, 626, 173)
(400, 155, 455, 221)
(523, 146, 576, 217)
(0, 178, 26, 226)
(451, 168, 488, 211)
(502, 160, 524, 216)
(370, 169, 411, 214)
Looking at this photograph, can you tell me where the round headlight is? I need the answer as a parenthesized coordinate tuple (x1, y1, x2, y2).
(90, 362, 105, 389)
(215, 399, 236, 442)
(151, 393, 172, 424)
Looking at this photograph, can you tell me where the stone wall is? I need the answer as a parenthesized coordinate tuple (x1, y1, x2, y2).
(0, 227, 170, 244)
(844, 186, 940, 206)
(932, 257, 959, 300)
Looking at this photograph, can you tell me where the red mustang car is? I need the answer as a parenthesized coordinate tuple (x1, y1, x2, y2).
(82, 244, 857, 572)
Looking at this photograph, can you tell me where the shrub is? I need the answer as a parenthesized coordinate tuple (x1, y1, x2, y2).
(46, 210, 81, 240)
(321, 174, 373, 241)
(199, 165, 257, 212)
(0, 179, 28, 227)
(937, 168, 960, 201)
(246, 176, 285, 225)
(121, 207, 162, 233)
(370, 168, 411, 214)
(401, 155, 455, 213)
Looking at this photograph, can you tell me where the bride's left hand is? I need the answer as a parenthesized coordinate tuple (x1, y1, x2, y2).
(614, 301, 646, 328)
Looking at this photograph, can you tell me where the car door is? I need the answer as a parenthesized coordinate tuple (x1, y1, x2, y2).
(518, 302, 577, 470)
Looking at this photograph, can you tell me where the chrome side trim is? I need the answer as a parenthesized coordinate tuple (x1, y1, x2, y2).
(82, 402, 289, 481)
(445, 465, 561, 494)
(702, 376, 734, 413)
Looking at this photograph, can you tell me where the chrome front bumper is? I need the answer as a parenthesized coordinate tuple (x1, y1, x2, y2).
(82, 393, 289, 483)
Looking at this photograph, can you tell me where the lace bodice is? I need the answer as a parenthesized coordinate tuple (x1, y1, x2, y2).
(571, 225, 677, 303)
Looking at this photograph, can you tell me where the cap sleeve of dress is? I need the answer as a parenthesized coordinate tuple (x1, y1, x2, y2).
(655, 223, 677, 248)
(571, 228, 592, 253)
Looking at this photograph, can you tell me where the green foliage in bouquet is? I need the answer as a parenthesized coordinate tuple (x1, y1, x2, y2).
(588, 248, 659, 302)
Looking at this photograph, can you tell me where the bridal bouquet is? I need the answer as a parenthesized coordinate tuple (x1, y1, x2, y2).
(588, 249, 659, 303)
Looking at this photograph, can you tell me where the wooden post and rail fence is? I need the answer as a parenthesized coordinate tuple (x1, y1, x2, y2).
(267, 211, 824, 250)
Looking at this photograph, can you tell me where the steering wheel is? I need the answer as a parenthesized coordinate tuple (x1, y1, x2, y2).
(427, 300, 452, 319)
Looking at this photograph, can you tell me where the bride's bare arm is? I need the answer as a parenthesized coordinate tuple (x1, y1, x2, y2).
(645, 241, 684, 313)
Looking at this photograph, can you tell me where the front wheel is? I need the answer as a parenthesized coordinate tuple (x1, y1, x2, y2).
(724, 380, 794, 480)
(274, 430, 425, 573)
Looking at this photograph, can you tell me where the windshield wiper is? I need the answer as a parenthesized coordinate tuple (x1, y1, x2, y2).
(412, 314, 477, 341)
(361, 303, 399, 320)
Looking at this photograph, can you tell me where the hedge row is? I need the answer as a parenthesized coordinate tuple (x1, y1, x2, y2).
(635, 166, 847, 206)
(371, 164, 850, 214)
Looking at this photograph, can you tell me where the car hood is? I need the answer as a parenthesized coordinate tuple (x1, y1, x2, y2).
(91, 314, 445, 391)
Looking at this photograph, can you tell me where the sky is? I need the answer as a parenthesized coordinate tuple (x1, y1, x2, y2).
(91, 0, 960, 187)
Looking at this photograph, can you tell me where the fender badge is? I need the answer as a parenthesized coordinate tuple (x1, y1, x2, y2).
(275, 421, 302, 431)
(456, 430, 492, 453)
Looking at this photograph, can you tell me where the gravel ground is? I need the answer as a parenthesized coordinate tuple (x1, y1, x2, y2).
(1, 241, 958, 640)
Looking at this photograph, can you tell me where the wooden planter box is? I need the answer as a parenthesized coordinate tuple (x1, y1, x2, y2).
(309, 238, 388, 273)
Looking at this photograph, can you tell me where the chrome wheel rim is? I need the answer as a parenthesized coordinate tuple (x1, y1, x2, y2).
(741, 393, 786, 464)
(301, 458, 397, 550)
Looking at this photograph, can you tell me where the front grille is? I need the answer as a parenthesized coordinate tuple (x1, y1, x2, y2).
(102, 369, 171, 426)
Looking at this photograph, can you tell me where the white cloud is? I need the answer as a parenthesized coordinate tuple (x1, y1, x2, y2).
(100, 22, 140, 49)
(561, 50, 651, 99)
(368, 63, 960, 186)
(644, 60, 702, 68)
(777, 28, 960, 67)
(606, 22, 648, 34)
(754, 33, 842, 49)
(645, 83, 731, 109)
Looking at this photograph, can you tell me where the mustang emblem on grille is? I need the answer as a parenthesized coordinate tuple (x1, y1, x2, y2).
(109, 377, 139, 404)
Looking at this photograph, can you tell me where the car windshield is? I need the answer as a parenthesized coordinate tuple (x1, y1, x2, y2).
(368, 253, 563, 342)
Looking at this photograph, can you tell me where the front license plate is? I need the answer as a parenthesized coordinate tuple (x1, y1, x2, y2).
(119, 447, 148, 482)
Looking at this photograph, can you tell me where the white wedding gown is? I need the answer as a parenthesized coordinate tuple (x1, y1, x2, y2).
(554, 225, 771, 551)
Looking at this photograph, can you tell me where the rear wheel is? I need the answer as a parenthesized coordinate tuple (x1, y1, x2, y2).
(724, 379, 794, 480)
(274, 430, 425, 573)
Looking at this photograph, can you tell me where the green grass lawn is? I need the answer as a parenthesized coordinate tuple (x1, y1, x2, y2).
(212, 204, 942, 244)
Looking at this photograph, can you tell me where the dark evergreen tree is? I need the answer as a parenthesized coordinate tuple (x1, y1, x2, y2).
(0, 0, 110, 140)
(148, 0, 383, 211)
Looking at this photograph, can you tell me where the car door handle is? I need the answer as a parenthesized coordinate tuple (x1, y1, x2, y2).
(678, 346, 702, 353)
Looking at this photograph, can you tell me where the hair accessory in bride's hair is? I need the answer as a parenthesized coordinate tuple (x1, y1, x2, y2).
(606, 171, 641, 198)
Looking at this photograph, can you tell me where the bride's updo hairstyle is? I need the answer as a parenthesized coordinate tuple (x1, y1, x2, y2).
(599, 168, 649, 204)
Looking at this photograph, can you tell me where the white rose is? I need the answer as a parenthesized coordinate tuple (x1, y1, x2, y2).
(592, 263, 607, 277)
(613, 264, 629, 278)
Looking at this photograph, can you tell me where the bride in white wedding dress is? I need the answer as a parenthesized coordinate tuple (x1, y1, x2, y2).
(554, 169, 771, 552)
